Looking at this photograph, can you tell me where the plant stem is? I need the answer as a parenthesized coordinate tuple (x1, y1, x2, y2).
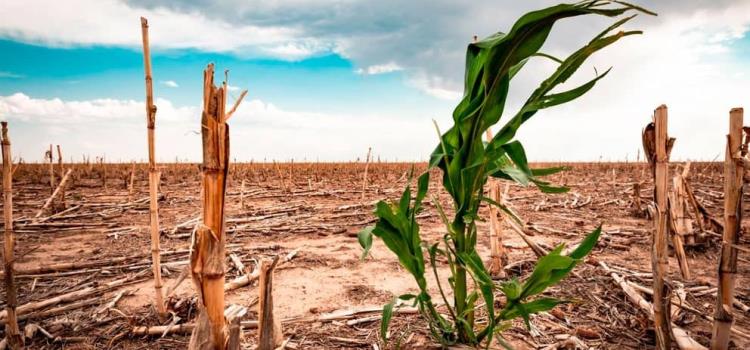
(652, 105, 671, 349)
(711, 108, 743, 350)
(140, 17, 166, 319)
(2, 122, 25, 349)
(190, 64, 230, 350)
(452, 217, 470, 342)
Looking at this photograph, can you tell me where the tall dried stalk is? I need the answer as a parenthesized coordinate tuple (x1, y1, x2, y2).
(361, 147, 371, 200)
(56, 145, 65, 206)
(189, 63, 246, 350)
(47, 144, 55, 194)
(128, 161, 136, 201)
(2, 122, 24, 349)
(288, 159, 294, 189)
(100, 156, 107, 189)
(485, 129, 507, 279)
(140, 17, 165, 318)
(56, 145, 62, 177)
(711, 107, 744, 350)
(649, 105, 673, 349)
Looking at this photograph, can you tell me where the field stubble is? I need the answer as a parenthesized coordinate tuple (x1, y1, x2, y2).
(1, 161, 748, 349)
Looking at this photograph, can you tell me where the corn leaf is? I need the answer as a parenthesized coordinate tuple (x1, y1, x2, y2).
(363, 1, 650, 345)
(357, 225, 374, 260)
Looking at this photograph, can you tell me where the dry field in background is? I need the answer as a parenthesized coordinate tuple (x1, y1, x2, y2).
(1, 161, 748, 349)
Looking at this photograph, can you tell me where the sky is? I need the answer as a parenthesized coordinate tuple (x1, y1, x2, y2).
(0, 0, 749, 163)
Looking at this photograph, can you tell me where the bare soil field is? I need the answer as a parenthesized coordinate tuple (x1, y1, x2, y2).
(1, 161, 748, 349)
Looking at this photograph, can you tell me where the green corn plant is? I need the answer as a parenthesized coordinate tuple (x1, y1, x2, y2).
(359, 1, 654, 347)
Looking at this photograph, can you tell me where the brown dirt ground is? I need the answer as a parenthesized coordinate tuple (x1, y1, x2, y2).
(1, 161, 748, 349)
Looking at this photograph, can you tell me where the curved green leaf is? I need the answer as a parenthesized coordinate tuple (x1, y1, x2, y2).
(358, 225, 374, 260)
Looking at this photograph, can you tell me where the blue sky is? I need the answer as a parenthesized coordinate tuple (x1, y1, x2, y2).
(1, 0, 750, 162)
(0, 37, 453, 162)
(0, 40, 447, 114)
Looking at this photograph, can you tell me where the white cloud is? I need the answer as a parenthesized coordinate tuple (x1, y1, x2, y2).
(0, 92, 196, 124)
(408, 73, 462, 100)
(0, 0, 325, 60)
(355, 62, 403, 75)
(2, 1, 750, 95)
(227, 99, 437, 161)
(513, 0, 750, 162)
(0, 92, 201, 162)
(0, 92, 436, 162)
(261, 41, 332, 61)
(161, 80, 179, 88)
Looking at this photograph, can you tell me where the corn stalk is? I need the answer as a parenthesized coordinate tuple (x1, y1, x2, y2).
(189, 63, 246, 350)
(2, 122, 24, 349)
(650, 105, 673, 349)
(140, 17, 166, 318)
(360, 1, 652, 346)
(47, 144, 55, 194)
(711, 107, 744, 350)
(485, 130, 508, 279)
